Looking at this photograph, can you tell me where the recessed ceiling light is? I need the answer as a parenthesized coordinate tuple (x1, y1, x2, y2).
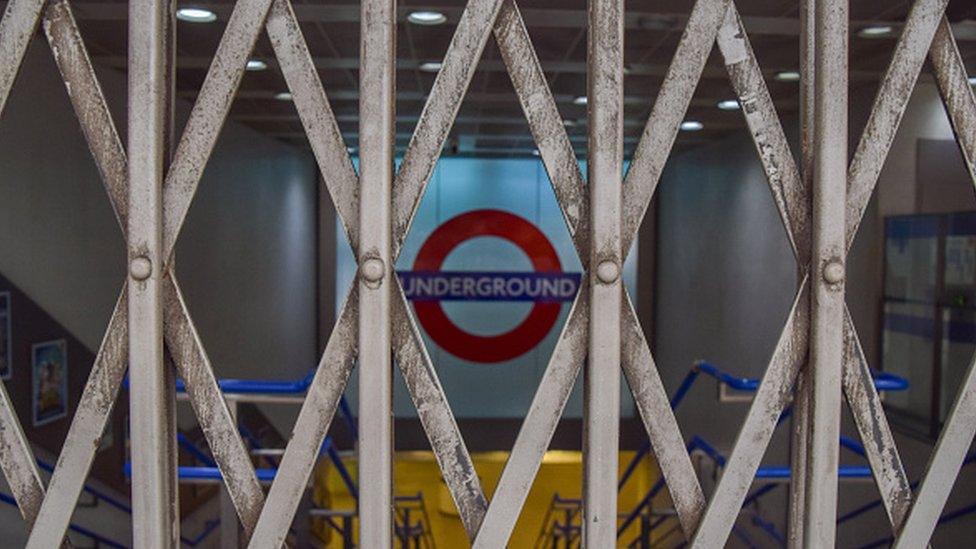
(573, 96, 587, 106)
(775, 70, 801, 82)
(407, 10, 446, 25)
(969, 76, 976, 85)
(680, 120, 704, 131)
(274, 91, 293, 101)
(347, 147, 357, 154)
(532, 149, 541, 156)
(717, 99, 740, 111)
(563, 119, 577, 128)
(246, 59, 267, 71)
(858, 25, 893, 37)
(419, 61, 442, 73)
(176, 7, 217, 23)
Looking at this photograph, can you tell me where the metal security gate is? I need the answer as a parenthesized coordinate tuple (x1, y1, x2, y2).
(0, 0, 974, 546)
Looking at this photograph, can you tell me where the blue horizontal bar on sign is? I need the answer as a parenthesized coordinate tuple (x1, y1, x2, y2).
(397, 270, 582, 302)
(123, 462, 277, 482)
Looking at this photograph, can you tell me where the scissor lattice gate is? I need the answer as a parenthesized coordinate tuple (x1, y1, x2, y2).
(0, 0, 974, 546)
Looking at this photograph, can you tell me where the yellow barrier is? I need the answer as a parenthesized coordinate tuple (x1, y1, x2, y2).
(313, 450, 660, 547)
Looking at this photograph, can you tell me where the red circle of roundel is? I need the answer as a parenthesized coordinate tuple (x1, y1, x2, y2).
(412, 209, 563, 363)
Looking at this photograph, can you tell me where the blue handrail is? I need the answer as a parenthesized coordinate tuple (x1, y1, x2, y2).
(173, 370, 317, 395)
(621, 431, 879, 536)
(122, 461, 278, 482)
(617, 361, 907, 492)
(617, 360, 908, 542)
(126, 370, 360, 439)
(696, 361, 759, 391)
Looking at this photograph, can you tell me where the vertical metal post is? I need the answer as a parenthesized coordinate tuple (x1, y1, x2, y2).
(584, 0, 623, 546)
(128, 0, 178, 543)
(789, 0, 815, 545)
(804, 0, 848, 545)
(359, 0, 395, 546)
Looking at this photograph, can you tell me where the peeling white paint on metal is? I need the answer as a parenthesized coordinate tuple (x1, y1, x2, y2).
(392, 0, 504, 259)
(847, 0, 948, 253)
(621, 0, 731, 254)
(162, 0, 276, 263)
(691, 279, 810, 547)
(266, 0, 359, 253)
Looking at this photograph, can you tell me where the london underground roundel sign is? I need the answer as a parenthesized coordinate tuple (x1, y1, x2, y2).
(398, 209, 581, 363)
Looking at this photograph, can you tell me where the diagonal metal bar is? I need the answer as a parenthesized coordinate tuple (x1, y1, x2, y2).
(25, 288, 127, 548)
(840, 307, 913, 533)
(437, 3, 593, 543)
(620, 292, 704, 537)
(247, 284, 359, 548)
(392, 0, 504, 258)
(162, 275, 265, 538)
(0, 0, 119, 533)
(493, 0, 587, 252)
(266, 0, 359, 252)
(0, 378, 44, 527)
(691, 277, 810, 547)
(42, 0, 128, 232)
(14, 3, 131, 543)
(890, 17, 976, 548)
(162, 0, 275, 262)
(472, 288, 589, 548)
(621, 0, 730, 255)
(0, 0, 45, 116)
(377, 1, 510, 536)
(716, 2, 809, 265)
(846, 0, 948, 253)
(930, 17, 976, 185)
(893, 350, 976, 547)
(391, 284, 487, 538)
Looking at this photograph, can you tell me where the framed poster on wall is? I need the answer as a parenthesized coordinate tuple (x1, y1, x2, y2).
(32, 339, 68, 426)
(0, 292, 10, 380)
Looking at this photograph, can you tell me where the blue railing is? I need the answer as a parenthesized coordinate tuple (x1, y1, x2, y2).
(616, 360, 910, 546)
(121, 370, 360, 546)
(618, 360, 908, 492)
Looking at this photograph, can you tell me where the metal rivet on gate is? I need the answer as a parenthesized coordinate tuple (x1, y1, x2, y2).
(361, 258, 386, 283)
(596, 260, 620, 284)
(130, 256, 152, 281)
(823, 260, 845, 285)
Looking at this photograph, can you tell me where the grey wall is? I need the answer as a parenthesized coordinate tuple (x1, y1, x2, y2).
(652, 81, 975, 546)
(0, 37, 318, 542)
